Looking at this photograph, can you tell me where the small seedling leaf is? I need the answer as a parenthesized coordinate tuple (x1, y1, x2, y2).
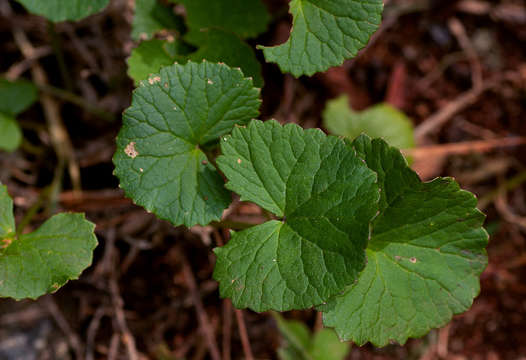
(323, 95, 414, 150)
(127, 39, 192, 85)
(185, 29, 264, 87)
(0, 185, 98, 300)
(258, 0, 383, 77)
(127, 31, 263, 87)
(0, 114, 22, 152)
(214, 120, 380, 311)
(132, 0, 185, 41)
(175, 0, 270, 39)
(114, 62, 261, 227)
(275, 313, 350, 360)
(0, 77, 38, 117)
(320, 136, 489, 346)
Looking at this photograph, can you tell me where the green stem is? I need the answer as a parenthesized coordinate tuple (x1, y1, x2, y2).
(478, 171, 526, 210)
(210, 220, 255, 230)
(37, 83, 116, 122)
(16, 186, 51, 236)
(47, 21, 73, 91)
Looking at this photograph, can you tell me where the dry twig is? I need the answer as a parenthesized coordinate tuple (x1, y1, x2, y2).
(182, 258, 222, 360)
(404, 137, 526, 159)
(6, 7, 82, 194)
(44, 296, 84, 360)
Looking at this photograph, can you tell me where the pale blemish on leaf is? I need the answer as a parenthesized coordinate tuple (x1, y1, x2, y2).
(1, 238, 13, 249)
(148, 76, 161, 84)
(124, 142, 138, 158)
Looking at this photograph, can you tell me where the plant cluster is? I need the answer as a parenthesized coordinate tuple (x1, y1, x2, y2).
(0, 0, 489, 349)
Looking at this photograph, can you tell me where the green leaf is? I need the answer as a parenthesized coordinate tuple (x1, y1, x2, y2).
(320, 136, 489, 346)
(185, 29, 264, 88)
(0, 78, 37, 152)
(175, 0, 270, 39)
(114, 61, 261, 227)
(132, 0, 185, 41)
(323, 95, 414, 150)
(0, 114, 22, 152)
(258, 0, 383, 77)
(0, 186, 15, 240)
(214, 120, 379, 311)
(15, 0, 109, 22)
(127, 39, 192, 85)
(0, 78, 38, 117)
(310, 329, 349, 360)
(274, 313, 349, 360)
(127, 31, 263, 88)
(0, 184, 97, 300)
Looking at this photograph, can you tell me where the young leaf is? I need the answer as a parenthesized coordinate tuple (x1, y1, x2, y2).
(258, 0, 383, 77)
(132, 0, 185, 41)
(323, 95, 414, 150)
(0, 184, 98, 300)
(0, 78, 38, 152)
(15, 0, 109, 22)
(320, 136, 489, 346)
(0, 114, 23, 152)
(127, 32, 263, 87)
(0, 78, 38, 117)
(175, 0, 270, 39)
(275, 313, 350, 360)
(127, 39, 192, 85)
(114, 62, 261, 227)
(214, 120, 380, 312)
(185, 29, 264, 87)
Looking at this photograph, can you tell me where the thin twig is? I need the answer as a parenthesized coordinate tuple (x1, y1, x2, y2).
(86, 305, 107, 360)
(5, 46, 52, 80)
(437, 324, 451, 358)
(109, 273, 139, 360)
(47, 21, 73, 91)
(37, 83, 116, 122)
(495, 183, 526, 230)
(403, 136, 526, 159)
(10, 19, 82, 193)
(235, 309, 254, 360)
(182, 258, 222, 360)
(222, 300, 233, 360)
(478, 171, 526, 210)
(414, 79, 498, 140)
(448, 17, 483, 90)
(44, 296, 84, 360)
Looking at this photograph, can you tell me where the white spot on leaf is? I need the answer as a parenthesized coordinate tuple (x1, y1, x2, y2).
(148, 76, 161, 84)
(124, 142, 138, 158)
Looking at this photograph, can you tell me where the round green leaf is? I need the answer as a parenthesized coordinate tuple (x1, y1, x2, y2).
(0, 114, 22, 152)
(323, 95, 414, 150)
(114, 61, 261, 227)
(258, 0, 383, 77)
(0, 77, 38, 117)
(214, 120, 380, 311)
(320, 136, 489, 346)
(0, 185, 98, 300)
(16, 0, 109, 22)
